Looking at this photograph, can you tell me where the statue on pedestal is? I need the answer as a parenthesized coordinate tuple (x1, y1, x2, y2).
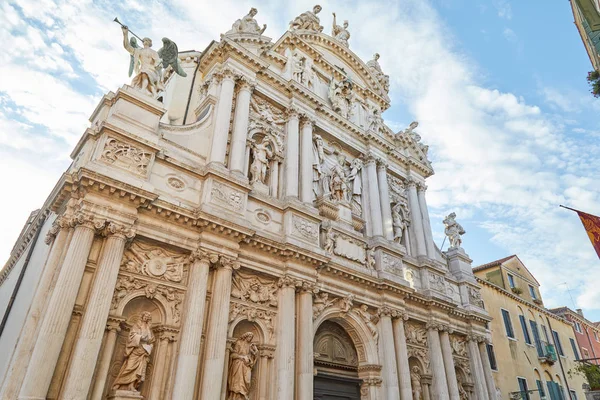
(367, 53, 390, 93)
(331, 13, 350, 47)
(227, 332, 258, 400)
(290, 5, 323, 32)
(347, 158, 363, 214)
(249, 138, 273, 185)
(112, 311, 155, 392)
(329, 156, 348, 202)
(443, 212, 465, 248)
(312, 134, 327, 198)
(226, 8, 267, 35)
(392, 202, 409, 243)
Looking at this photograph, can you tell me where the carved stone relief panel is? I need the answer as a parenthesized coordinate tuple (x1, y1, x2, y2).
(450, 335, 468, 357)
(231, 270, 278, 307)
(229, 302, 275, 340)
(446, 282, 461, 304)
(290, 214, 320, 245)
(333, 234, 366, 264)
(209, 180, 246, 213)
(381, 252, 403, 274)
(428, 272, 447, 294)
(404, 321, 428, 347)
(100, 136, 154, 177)
(121, 241, 188, 284)
(468, 286, 484, 308)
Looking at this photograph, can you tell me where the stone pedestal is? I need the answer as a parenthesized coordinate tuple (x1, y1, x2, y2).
(446, 247, 475, 282)
(107, 390, 143, 400)
(252, 181, 270, 196)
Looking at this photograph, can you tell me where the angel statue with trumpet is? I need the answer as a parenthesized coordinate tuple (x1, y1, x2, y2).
(115, 18, 187, 98)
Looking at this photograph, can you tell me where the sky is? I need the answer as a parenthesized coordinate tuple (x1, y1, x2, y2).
(1, 0, 599, 319)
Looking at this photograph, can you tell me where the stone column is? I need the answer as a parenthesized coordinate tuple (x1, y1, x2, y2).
(148, 329, 171, 400)
(275, 275, 296, 399)
(479, 341, 496, 400)
(171, 249, 214, 400)
(199, 255, 238, 399)
(407, 179, 426, 256)
(417, 184, 436, 259)
(392, 315, 413, 400)
(19, 213, 104, 400)
(209, 69, 236, 164)
(439, 330, 460, 400)
(427, 324, 449, 399)
(62, 222, 134, 399)
(284, 108, 300, 198)
(299, 117, 314, 203)
(229, 77, 255, 174)
(467, 337, 488, 400)
(377, 161, 394, 240)
(89, 318, 122, 400)
(0, 216, 71, 400)
(366, 157, 383, 237)
(378, 307, 400, 399)
(361, 378, 383, 400)
(296, 282, 315, 400)
(258, 347, 273, 400)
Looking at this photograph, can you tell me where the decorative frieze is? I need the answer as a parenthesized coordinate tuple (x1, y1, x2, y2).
(100, 136, 153, 176)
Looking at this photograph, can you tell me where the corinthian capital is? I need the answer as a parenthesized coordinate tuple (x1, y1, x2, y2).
(217, 254, 241, 270)
(295, 279, 318, 293)
(237, 75, 256, 91)
(286, 106, 300, 120)
(188, 248, 220, 264)
(104, 222, 136, 240)
(278, 274, 296, 288)
(70, 212, 106, 232)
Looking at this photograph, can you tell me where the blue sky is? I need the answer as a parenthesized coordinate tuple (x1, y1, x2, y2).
(1, 0, 600, 319)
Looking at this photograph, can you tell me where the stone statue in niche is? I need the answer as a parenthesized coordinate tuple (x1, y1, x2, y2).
(457, 375, 469, 400)
(391, 201, 410, 243)
(292, 52, 305, 83)
(365, 247, 375, 269)
(289, 5, 323, 32)
(328, 77, 354, 118)
(366, 53, 390, 93)
(323, 227, 335, 254)
(346, 158, 363, 215)
(331, 13, 350, 47)
(443, 212, 465, 248)
(411, 366, 423, 400)
(249, 137, 273, 185)
(303, 57, 317, 89)
(226, 8, 267, 35)
(329, 155, 348, 202)
(367, 106, 383, 133)
(227, 332, 258, 400)
(312, 135, 328, 198)
(112, 311, 155, 392)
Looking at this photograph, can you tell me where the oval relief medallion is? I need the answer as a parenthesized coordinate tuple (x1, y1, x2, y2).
(255, 209, 272, 225)
(167, 176, 186, 191)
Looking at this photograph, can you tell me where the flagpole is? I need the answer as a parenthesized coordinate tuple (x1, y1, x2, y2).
(559, 204, 580, 213)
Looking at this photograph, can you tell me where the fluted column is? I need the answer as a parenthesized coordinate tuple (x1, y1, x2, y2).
(417, 184, 436, 259)
(377, 161, 394, 240)
(379, 307, 400, 399)
(275, 275, 296, 399)
(148, 329, 171, 400)
(172, 249, 214, 400)
(19, 213, 104, 400)
(467, 337, 488, 400)
(300, 117, 314, 203)
(296, 281, 315, 400)
(89, 318, 122, 400)
(284, 109, 300, 198)
(427, 324, 449, 399)
(229, 77, 255, 174)
(392, 314, 413, 400)
(366, 157, 383, 236)
(209, 69, 236, 164)
(407, 179, 426, 256)
(199, 255, 239, 399)
(439, 330, 460, 400)
(479, 341, 496, 400)
(62, 222, 134, 399)
(0, 216, 71, 400)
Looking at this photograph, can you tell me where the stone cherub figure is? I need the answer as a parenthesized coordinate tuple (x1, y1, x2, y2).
(290, 5, 323, 32)
(120, 24, 187, 98)
(227, 332, 258, 400)
(112, 311, 155, 392)
(443, 212, 465, 248)
(332, 12, 350, 47)
(227, 8, 267, 35)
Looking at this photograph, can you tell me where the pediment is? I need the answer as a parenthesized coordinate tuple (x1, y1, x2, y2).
(502, 255, 540, 286)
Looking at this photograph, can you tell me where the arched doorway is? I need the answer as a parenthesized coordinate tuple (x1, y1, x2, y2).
(313, 320, 361, 400)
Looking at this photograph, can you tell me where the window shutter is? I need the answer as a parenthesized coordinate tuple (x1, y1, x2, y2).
(520, 315, 532, 344)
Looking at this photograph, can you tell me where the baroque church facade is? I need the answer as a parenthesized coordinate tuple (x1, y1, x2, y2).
(0, 5, 495, 400)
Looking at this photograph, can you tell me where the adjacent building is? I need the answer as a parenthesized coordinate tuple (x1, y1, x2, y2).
(570, 0, 600, 69)
(474, 255, 587, 400)
(550, 307, 600, 366)
(0, 5, 495, 400)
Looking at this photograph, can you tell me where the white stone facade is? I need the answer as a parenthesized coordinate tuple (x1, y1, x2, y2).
(0, 7, 494, 400)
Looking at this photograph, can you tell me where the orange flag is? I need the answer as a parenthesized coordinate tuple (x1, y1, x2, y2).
(563, 206, 600, 259)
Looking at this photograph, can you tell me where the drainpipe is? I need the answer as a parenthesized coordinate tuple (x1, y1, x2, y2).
(546, 315, 572, 395)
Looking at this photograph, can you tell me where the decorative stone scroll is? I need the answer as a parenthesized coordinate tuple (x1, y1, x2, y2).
(121, 242, 187, 283)
(231, 270, 278, 307)
(100, 136, 153, 176)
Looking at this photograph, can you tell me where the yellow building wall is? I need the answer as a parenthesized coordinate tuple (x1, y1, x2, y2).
(480, 281, 587, 399)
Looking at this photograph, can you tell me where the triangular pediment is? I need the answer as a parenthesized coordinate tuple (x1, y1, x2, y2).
(501, 255, 540, 286)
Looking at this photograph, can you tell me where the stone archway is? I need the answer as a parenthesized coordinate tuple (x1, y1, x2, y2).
(313, 320, 362, 400)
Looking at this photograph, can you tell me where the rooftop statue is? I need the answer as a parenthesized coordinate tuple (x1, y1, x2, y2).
(331, 12, 350, 47)
(289, 5, 323, 32)
(367, 53, 390, 93)
(117, 18, 187, 98)
(443, 212, 465, 249)
(399, 121, 429, 156)
(226, 7, 267, 35)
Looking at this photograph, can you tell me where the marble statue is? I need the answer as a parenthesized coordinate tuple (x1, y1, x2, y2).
(331, 13, 350, 47)
(120, 25, 186, 98)
(366, 247, 375, 269)
(392, 202, 408, 243)
(411, 366, 423, 400)
(313, 292, 336, 319)
(303, 56, 317, 89)
(457, 375, 469, 400)
(292, 52, 304, 83)
(227, 8, 267, 35)
(328, 77, 354, 118)
(112, 311, 155, 392)
(323, 227, 335, 254)
(367, 106, 383, 133)
(339, 294, 354, 314)
(367, 53, 390, 93)
(329, 155, 348, 202)
(443, 212, 465, 248)
(227, 332, 258, 400)
(347, 158, 363, 214)
(249, 138, 273, 185)
(400, 121, 429, 156)
(289, 5, 323, 32)
(355, 305, 378, 342)
(312, 134, 326, 197)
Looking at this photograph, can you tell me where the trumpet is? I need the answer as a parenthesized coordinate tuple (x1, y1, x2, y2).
(113, 17, 144, 42)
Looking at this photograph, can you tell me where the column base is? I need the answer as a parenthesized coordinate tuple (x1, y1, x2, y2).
(107, 390, 144, 400)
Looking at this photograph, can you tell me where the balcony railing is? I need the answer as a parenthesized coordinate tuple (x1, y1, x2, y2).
(538, 341, 557, 364)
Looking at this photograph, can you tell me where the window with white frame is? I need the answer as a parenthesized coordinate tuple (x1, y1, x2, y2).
(594, 330, 599, 342)
(507, 273, 516, 288)
(528, 284, 537, 300)
(574, 321, 583, 334)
